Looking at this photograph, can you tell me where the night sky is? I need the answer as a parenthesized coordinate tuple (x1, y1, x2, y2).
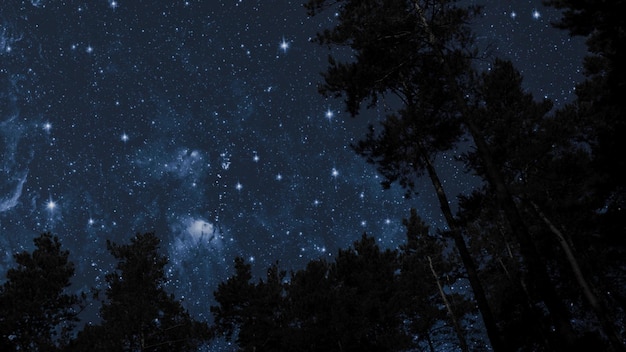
(1, 0, 585, 344)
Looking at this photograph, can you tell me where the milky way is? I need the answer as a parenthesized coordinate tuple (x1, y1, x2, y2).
(1, 0, 585, 342)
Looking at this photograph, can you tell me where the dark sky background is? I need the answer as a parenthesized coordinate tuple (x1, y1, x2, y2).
(1, 0, 585, 349)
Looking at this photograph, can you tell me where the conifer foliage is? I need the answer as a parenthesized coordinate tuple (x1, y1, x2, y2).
(211, 211, 474, 352)
(0, 232, 83, 351)
(69, 232, 208, 351)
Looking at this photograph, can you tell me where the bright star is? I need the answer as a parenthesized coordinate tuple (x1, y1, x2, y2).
(532, 9, 540, 19)
(47, 200, 56, 210)
(235, 182, 243, 191)
(325, 109, 334, 120)
(279, 37, 289, 53)
(43, 122, 52, 131)
(331, 168, 339, 177)
(121, 133, 129, 142)
(276, 173, 283, 181)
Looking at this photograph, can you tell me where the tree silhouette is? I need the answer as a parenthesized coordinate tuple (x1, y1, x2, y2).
(212, 215, 476, 351)
(303, 0, 509, 349)
(303, 0, 608, 349)
(545, 0, 626, 211)
(461, 57, 626, 351)
(399, 208, 475, 352)
(70, 232, 209, 351)
(0, 232, 84, 351)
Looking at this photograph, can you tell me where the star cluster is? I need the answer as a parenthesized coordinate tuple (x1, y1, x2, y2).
(0, 0, 585, 330)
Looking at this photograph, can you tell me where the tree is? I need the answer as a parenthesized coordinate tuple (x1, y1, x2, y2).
(70, 233, 208, 351)
(544, 2, 626, 337)
(0, 232, 84, 351)
(212, 220, 477, 351)
(399, 208, 476, 352)
(211, 257, 288, 351)
(304, 1, 592, 349)
(213, 234, 427, 351)
(304, 0, 548, 350)
(544, 0, 626, 211)
(304, 0, 509, 349)
(463, 57, 625, 351)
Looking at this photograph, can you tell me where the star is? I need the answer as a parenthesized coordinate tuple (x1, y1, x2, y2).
(325, 108, 334, 120)
(235, 182, 243, 191)
(121, 133, 129, 142)
(279, 37, 289, 53)
(331, 168, 339, 177)
(532, 9, 541, 20)
(47, 200, 56, 210)
(43, 122, 52, 132)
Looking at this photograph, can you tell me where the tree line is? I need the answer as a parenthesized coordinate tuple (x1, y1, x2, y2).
(1, 0, 625, 350)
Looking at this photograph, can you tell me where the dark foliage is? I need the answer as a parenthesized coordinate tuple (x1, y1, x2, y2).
(69, 232, 209, 351)
(0, 232, 84, 351)
(211, 211, 475, 352)
(545, 0, 626, 230)
(306, 0, 625, 350)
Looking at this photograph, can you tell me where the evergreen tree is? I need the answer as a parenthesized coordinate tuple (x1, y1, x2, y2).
(545, 0, 626, 232)
(0, 232, 83, 351)
(70, 232, 208, 351)
(211, 257, 288, 351)
(462, 57, 625, 351)
(304, 1, 594, 349)
(212, 225, 474, 351)
(304, 1, 509, 348)
(399, 209, 475, 352)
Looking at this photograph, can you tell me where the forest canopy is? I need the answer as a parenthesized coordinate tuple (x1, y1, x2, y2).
(1, 0, 625, 351)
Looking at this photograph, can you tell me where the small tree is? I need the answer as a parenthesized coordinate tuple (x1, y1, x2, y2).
(0, 232, 83, 351)
(70, 232, 209, 351)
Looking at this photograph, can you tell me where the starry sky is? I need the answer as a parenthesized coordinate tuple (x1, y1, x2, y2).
(1, 0, 585, 335)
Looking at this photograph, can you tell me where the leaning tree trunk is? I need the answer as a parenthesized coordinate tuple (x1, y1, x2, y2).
(410, 2, 578, 349)
(418, 140, 505, 351)
(528, 199, 626, 351)
(428, 255, 470, 352)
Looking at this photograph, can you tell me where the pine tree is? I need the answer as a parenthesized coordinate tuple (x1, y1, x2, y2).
(545, 0, 626, 231)
(0, 232, 83, 351)
(399, 209, 475, 352)
(463, 57, 625, 351)
(70, 232, 209, 351)
(212, 226, 475, 351)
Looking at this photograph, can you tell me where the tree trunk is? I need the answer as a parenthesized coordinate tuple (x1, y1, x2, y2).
(428, 255, 470, 352)
(410, 2, 577, 349)
(529, 200, 626, 352)
(419, 142, 505, 351)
